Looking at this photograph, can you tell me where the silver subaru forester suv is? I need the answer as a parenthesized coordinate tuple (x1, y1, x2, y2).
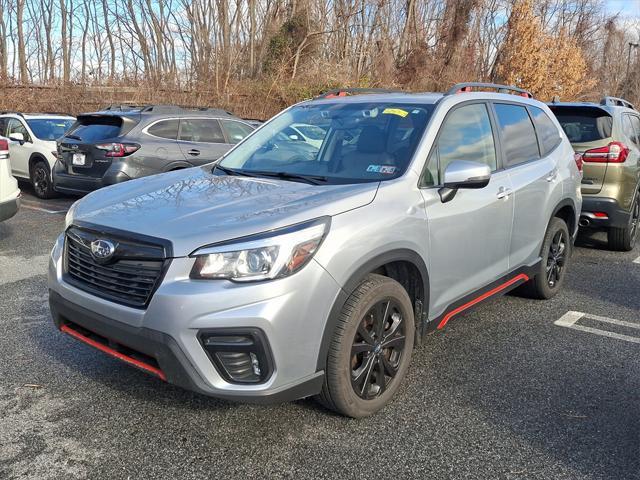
(49, 83, 582, 418)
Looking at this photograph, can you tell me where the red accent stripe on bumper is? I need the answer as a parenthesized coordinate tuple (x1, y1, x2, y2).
(437, 273, 530, 329)
(60, 324, 166, 381)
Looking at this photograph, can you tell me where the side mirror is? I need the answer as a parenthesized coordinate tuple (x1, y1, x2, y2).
(439, 160, 491, 203)
(288, 134, 300, 141)
(9, 132, 25, 144)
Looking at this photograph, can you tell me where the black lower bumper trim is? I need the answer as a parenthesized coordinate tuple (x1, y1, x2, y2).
(580, 197, 630, 229)
(53, 169, 131, 195)
(49, 290, 323, 404)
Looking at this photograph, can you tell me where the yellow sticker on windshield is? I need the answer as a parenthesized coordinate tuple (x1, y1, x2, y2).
(382, 108, 408, 118)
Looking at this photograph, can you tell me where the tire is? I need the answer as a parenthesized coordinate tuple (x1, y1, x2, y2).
(30, 159, 56, 199)
(607, 193, 639, 252)
(519, 217, 570, 300)
(316, 274, 415, 418)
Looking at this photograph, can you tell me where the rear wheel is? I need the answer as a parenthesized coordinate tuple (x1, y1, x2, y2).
(30, 159, 56, 199)
(519, 217, 570, 300)
(316, 274, 415, 418)
(608, 193, 639, 252)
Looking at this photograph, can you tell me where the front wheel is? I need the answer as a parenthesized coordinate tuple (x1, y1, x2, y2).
(30, 159, 56, 199)
(519, 217, 571, 300)
(316, 274, 415, 418)
(608, 193, 639, 252)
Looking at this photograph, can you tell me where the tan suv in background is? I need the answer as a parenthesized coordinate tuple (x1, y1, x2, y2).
(550, 97, 640, 251)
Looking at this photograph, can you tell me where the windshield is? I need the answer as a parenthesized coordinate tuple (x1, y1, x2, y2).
(26, 118, 75, 141)
(218, 102, 433, 184)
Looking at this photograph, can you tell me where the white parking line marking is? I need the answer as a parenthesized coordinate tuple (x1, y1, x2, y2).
(555, 311, 640, 344)
(633, 256, 640, 264)
(20, 202, 67, 214)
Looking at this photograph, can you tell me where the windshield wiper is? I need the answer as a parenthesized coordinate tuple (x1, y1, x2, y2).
(247, 171, 329, 185)
(213, 164, 255, 177)
(64, 134, 82, 141)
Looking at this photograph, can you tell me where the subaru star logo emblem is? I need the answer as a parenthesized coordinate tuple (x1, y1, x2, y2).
(91, 239, 116, 260)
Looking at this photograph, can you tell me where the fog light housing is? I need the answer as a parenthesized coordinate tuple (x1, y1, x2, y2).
(199, 329, 273, 384)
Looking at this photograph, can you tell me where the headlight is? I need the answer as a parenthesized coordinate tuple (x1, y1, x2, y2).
(190, 217, 330, 281)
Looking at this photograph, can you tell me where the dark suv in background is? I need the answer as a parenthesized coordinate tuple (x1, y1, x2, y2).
(53, 105, 256, 195)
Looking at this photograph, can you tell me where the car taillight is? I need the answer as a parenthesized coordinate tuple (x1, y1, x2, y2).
(0, 138, 8, 159)
(574, 152, 583, 172)
(582, 142, 629, 163)
(95, 143, 140, 157)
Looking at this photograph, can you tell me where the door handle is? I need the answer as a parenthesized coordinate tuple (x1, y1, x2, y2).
(546, 168, 558, 182)
(188, 149, 200, 156)
(496, 187, 513, 199)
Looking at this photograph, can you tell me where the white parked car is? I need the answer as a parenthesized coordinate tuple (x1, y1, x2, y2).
(0, 113, 75, 198)
(287, 123, 327, 149)
(0, 138, 20, 222)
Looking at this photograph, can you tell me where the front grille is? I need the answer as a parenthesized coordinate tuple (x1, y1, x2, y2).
(64, 226, 168, 308)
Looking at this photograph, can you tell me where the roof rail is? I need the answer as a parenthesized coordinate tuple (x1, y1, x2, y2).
(446, 82, 533, 99)
(0, 111, 25, 117)
(102, 104, 149, 112)
(315, 88, 407, 99)
(99, 104, 234, 116)
(600, 96, 635, 110)
(140, 104, 234, 116)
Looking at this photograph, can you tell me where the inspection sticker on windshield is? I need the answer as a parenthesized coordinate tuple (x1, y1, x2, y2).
(382, 108, 408, 118)
(367, 165, 396, 174)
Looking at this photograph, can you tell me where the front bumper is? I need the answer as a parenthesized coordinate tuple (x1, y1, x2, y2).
(48, 233, 340, 403)
(579, 196, 630, 229)
(53, 161, 131, 195)
(0, 194, 20, 222)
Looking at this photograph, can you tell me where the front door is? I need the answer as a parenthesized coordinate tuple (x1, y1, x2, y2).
(6, 118, 32, 178)
(419, 102, 514, 318)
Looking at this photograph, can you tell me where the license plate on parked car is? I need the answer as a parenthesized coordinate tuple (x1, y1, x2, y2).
(72, 153, 85, 166)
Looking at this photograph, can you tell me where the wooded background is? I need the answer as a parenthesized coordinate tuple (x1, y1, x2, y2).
(0, 0, 637, 119)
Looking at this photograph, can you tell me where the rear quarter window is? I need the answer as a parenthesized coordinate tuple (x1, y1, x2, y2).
(550, 107, 612, 143)
(529, 106, 562, 155)
(147, 119, 179, 140)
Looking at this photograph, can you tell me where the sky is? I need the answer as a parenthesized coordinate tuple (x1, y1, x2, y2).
(606, 0, 640, 18)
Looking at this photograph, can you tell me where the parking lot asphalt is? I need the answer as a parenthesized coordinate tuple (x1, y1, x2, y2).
(1, 186, 639, 480)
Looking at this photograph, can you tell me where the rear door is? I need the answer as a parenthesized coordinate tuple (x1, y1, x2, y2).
(550, 105, 613, 194)
(420, 102, 514, 317)
(58, 115, 126, 179)
(177, 118, 229, 164)
(493, 103, 563, 268)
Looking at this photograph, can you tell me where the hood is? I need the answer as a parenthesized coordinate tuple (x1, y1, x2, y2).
(71, 167, 378, 256)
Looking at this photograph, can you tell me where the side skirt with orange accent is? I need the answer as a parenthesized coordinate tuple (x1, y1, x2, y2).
(422, 262, 539, 334)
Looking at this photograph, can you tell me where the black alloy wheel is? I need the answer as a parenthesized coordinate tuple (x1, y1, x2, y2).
(546, 230, 566, 288)
(351, 299, 406, 400)
(317, 274, 415, 418)
(30, 160, 56, 199)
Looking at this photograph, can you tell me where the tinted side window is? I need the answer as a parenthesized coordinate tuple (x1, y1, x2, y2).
(494, 104, 540, 167)
(179, 119, 225, 143)
(631, 116, 640, 146)
(221, 120, 253, 144)
(530, 106, 561, 155)
(626, 115, 640, 146)
(0, 118, 7, 136)
(436, 103, 497, 182)
(147, 119, 179, 140)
